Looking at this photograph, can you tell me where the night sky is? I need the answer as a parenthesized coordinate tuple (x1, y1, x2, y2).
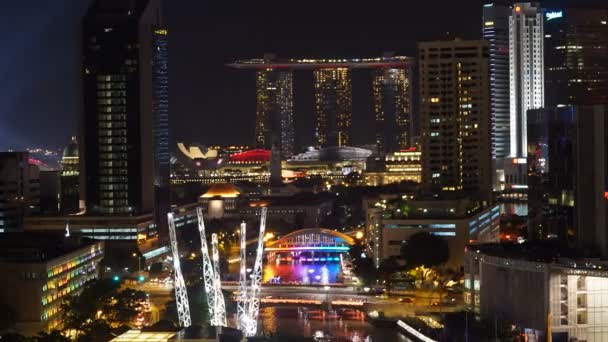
(0, 0, 603, 152)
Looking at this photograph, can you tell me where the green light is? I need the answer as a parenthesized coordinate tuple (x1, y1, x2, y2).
(138, 275, 145, 282)
(113, 275, 120, 282)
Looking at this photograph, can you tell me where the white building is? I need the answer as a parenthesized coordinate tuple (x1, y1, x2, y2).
(365, 196, 500, 269)
(509, 2, 545, 157)
(466, 245, 608, 341)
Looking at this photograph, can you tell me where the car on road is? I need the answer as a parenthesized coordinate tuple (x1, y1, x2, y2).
(398, 297, 413, 303)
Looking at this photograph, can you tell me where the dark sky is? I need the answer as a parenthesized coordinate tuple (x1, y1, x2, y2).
(0, 0, 604, 152)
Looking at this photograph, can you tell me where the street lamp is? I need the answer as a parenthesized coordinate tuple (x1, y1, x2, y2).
(133, 252, 141, 274)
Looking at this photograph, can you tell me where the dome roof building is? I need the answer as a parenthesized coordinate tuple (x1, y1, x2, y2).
(62, 137, 79, 159)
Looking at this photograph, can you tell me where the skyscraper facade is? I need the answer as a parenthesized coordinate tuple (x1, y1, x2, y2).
(545, 8, 608, 107)
(313, 68, 352, 148)
(419, 39, 492, 202)
(372, 67, 411, 154)
(574, 105, 608, 256)
(255, 69, 295, 158)
(509, 2, 545, 157)
(483, 3, 511, 159)
(82, 0, 170, 236)
(527, 107, 576, 242)
(527, 105, 608, 254)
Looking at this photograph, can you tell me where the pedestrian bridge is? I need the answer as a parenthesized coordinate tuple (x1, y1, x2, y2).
(265, 228, 355, 253)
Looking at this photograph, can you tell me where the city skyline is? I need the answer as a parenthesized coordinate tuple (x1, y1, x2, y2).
(1, 0, 608, 340)
(1, 0, 603, 152)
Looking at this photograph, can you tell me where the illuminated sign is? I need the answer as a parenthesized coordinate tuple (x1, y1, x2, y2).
(546, 11, 563, 20)
(512, 158, 527, 164)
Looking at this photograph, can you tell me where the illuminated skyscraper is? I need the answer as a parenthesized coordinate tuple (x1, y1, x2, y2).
(255, 68, 294, 158)
(483, 3, 511, 159)
(60, 137, 80, 214)
(372, 67, 411, 154)
(228, 57, 411, 151)
(314, 68, 352, 148)
(82, 0, 170, 237)
(545, 8, 608, 107)
(419, 39, 492, 202)
(509, 2, 545, 157)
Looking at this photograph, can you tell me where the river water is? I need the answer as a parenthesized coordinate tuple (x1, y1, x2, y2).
(256, 306, 411, 342)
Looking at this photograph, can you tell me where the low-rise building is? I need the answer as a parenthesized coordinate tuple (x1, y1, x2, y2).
(0, 152, 40, 232)
(365, 196, 499, 269)
(0, 233, 104, 334)
(465, 244, 608, 342)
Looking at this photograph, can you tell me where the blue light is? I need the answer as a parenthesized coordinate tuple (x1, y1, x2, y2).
(138, 275, 145, 282)
(320, 258, 326, 261)
(113, 275, 120, 282)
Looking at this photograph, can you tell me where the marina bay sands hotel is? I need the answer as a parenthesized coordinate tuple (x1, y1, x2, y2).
(227, 55, 412, 158)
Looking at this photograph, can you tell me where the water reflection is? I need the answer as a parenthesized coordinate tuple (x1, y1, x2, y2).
(256, 306, 411, 341)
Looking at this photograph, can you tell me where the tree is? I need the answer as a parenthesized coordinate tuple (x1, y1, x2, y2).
(400, 232, 449, 269)
(348, 243, 377, 286)
(377, 257, 402, 290)
(148, 262, 164, 276)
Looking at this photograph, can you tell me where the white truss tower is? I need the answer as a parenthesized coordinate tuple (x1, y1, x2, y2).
(167, 212, 192, 327)
(245, 207, 267, 337)
(196, 207, 220, 325)
(211, 233, 227, 327)
(237, 221, 249, 332)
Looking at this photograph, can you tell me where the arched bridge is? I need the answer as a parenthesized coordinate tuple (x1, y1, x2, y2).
(265, 228, 355, 253)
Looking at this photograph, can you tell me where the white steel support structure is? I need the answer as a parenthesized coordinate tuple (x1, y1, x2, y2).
(246, 207, 267, 336)
(167, 212, 192, 327)
(196, 207, 225, 327)
(210, 233, 227, 327)
(237, 208, 268, 337)
(237, 221, 249, 332)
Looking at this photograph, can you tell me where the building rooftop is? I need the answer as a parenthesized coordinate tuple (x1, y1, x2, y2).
(227, 56, 412, 70)
(62, 136, 79, 159)
(200, 183, 241, 198)
(248, 192, 335, 208)
(469, 242, 603, 268)
(0, 233, 100, 263)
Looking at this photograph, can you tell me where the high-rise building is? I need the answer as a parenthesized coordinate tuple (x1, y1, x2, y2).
(509, 2, 545, 157)
(545, 8, 608, 107)
(574, 105, 608, 256)
(82, 0, 170, 237)
(372, 66, 411, 154)
(483, 3, 511, 159)
(314, 68, 352, 148)
(527, 105, 608, 254)
(527, 107, 576, 242)
(60, 137, 80, 214)
(0, 152, 40, 232)
(418, 39, 492, 203)
(228, 57, 411, 151)
(255, 67, 295, 159)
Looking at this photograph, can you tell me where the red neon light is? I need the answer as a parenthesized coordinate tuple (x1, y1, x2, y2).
(604, 192, 608, 200)
(229, 149, 271, 163)
(400, 147, 418, 152)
